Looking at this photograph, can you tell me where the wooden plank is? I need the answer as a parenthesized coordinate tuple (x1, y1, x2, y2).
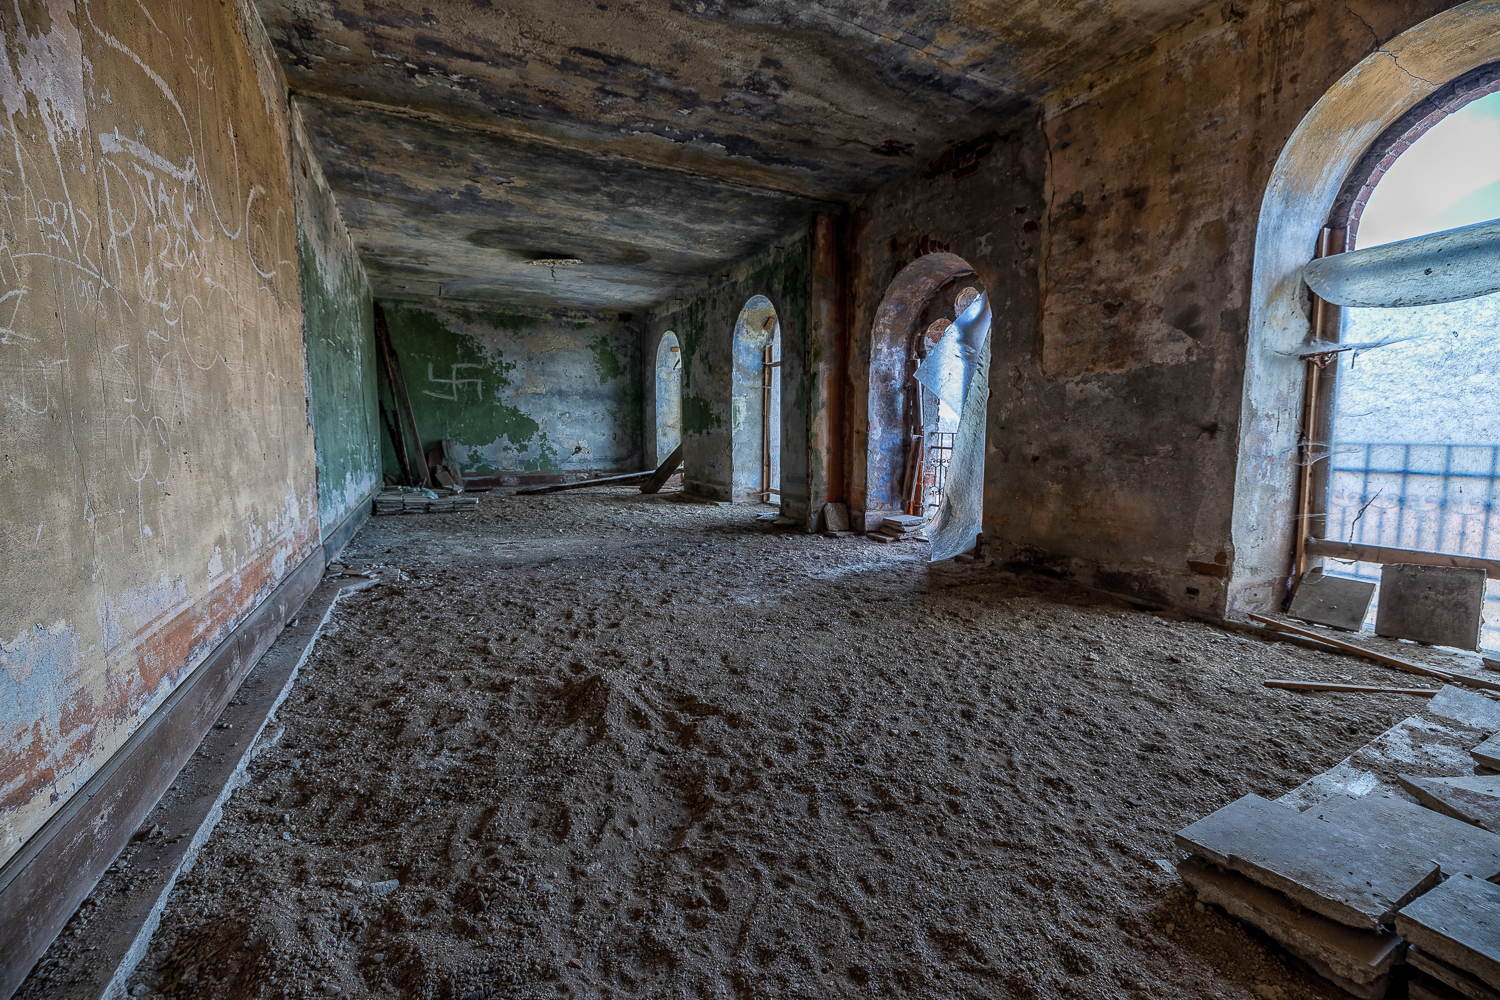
(374, 304, 432, 488)
(515, 470, 656, 495)
(1249, 613, 1500, 694)
(641, 443, 684, 495)
(0, 551, 324, 1000)
(1306, 537, 1500, 581)
(1264, 679, 1438, 696)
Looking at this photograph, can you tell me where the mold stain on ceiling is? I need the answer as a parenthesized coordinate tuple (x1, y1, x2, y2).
(255, 0, 1218, 309)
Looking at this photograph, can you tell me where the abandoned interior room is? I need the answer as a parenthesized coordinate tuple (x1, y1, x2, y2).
(15, 1, 1500, 999)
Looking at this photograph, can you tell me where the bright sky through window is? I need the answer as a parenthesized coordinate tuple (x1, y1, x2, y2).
(1357, 89, 1500, 248)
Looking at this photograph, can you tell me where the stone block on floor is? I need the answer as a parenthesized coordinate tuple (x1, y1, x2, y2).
(1178, 857, 1402, 998)
(1289, 570, 1376, 632)
(1472, 735, 1500, 772)
(1396, 873, 1500, 989)
(1176, 793, 1442, 930)
(1375, 563, 1486, 651)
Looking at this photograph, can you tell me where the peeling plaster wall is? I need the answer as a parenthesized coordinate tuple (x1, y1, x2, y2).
(378, 303, 643, 478)
(648, 236, 810, 518)
(292, 104, 379, 544)
(852, 0, 1463, 615)
(0, 0, 316, 867)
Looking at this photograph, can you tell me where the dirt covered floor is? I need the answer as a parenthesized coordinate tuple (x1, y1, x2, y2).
(116, 489, 1433, 999)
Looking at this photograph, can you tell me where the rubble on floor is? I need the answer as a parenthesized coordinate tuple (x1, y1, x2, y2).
(1175, 684, 1500, 998)
(373, 486, 479, 515)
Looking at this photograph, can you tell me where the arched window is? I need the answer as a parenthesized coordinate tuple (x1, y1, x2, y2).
(731, 296, 781, 504)
(1306, 88, 1500, 646)
(654, 331, 682, 467)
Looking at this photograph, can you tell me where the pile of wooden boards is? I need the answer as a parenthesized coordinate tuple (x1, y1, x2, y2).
(868, 513, 927, 543)
(374, 487, 478, 516)
(1175, 686, 1500, 998)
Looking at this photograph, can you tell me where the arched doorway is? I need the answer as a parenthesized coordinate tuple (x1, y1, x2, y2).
(654, 331, 682, 467)
(731, 296, 781, 504)
(1231, 3, 1500, 615)
(865, 253, 992, 560)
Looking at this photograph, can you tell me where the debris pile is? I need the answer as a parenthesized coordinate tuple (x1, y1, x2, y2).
(373, 486, 478, 515)
(868, 513, 927, 543)
(1175, 685, 1500, 998)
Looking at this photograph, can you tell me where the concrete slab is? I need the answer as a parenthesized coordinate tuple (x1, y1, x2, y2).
(1409, 945, 1500, 1000)
(1290, 571, 1377, 631)
(1312, 793, 1500, 879)
(1473, 736, 1500, 772)
(1429, 687, 1500, 733)
(1410, 971, 1471, 1000)
(1400, 776, 1500, 833)
(1396, 873, 1500, 987)
(1176, 793, 1443, 930)
(821, 502, 849, 532)
(1376, 563, 1486, 651)
(1178, 857, 1402, 996)
(1280, 714, 1491, 812)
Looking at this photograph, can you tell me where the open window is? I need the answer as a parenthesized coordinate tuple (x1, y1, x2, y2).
(1297, 87, 1500, 645)
(655, 331, 682, 467)
(731, 296, 781, 504)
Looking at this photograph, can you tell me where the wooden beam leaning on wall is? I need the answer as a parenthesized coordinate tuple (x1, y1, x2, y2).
(1290, 227, 1347, 600)
(1305, 538, 1500, 580)
(374, 304, 432, 488)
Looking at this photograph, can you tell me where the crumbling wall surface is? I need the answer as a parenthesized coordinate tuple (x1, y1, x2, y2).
(0, 0, 315, 867)
(293, 103, 378, 543)
(378, 303, 643, 478)
(647, 237, 810, 517)
(852, 1, 1461, 615)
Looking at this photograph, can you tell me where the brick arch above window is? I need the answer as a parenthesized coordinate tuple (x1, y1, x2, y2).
(1330, 60, 1500, 249)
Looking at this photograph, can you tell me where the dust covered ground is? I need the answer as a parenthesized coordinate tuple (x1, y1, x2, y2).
(112, 488, 1434, 999)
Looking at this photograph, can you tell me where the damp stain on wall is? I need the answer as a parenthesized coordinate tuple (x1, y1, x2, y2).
(380, 302, 643, 476)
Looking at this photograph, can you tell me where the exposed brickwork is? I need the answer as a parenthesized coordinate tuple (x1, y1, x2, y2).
(1335, 63, 1500, 248)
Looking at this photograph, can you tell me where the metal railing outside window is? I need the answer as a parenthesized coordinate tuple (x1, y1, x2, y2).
(1324, 442, 1500, 647)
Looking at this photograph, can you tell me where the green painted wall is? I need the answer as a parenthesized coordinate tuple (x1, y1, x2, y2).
(379, 302, 643, 477)
(293, 105, 381, 542)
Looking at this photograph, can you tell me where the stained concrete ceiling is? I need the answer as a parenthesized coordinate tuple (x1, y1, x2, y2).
(257, 0, 1216, 310)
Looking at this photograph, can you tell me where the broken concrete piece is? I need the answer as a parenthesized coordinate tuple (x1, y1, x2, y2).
(883, 514, 925, 529)
(821, 502, 849, 533)
(1376, 563, 1486, 651)
(1397, 873, 1500, 987)
(370, 879, 399, 896)
(1409, 945, 1500, 1000)
(1176, 793, 1442, 929)
(1312, 792, 1500, 879)
(1289, 570, 1377, 632)
(1430, 686, 1500, 733)
(1178, 857, 1403, 996)
(1281, 714, 1491, 812)
(1400, 775, 1500, 833)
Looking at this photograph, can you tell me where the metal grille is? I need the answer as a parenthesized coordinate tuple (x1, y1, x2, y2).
(1325, 442, 1500, 646)
(922, 432, 956, 515)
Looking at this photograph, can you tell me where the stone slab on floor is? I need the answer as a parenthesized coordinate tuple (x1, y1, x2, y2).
(1176, 793, 1442, 930)
(1429, 687, 1500, 733)
(1396, 873, 1500, 987)
(1376, 563, 1486, 650)
(1289, 571, 1377, 632)
(1280, 704, 1492, 812)
(1311, 792, 1500, 879)
(1409, 945, 1500, 1000)
(1178, 857, 1401, 997)
(1472, 735, 1500, 772)
(1400, 775, 1500, 833)
(13, 575, 377, 1000)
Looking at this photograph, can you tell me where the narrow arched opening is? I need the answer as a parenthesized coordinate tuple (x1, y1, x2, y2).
(654, 331, 682, 467)
(865, 253, 992, 559)
(731, 296, 782, 505)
